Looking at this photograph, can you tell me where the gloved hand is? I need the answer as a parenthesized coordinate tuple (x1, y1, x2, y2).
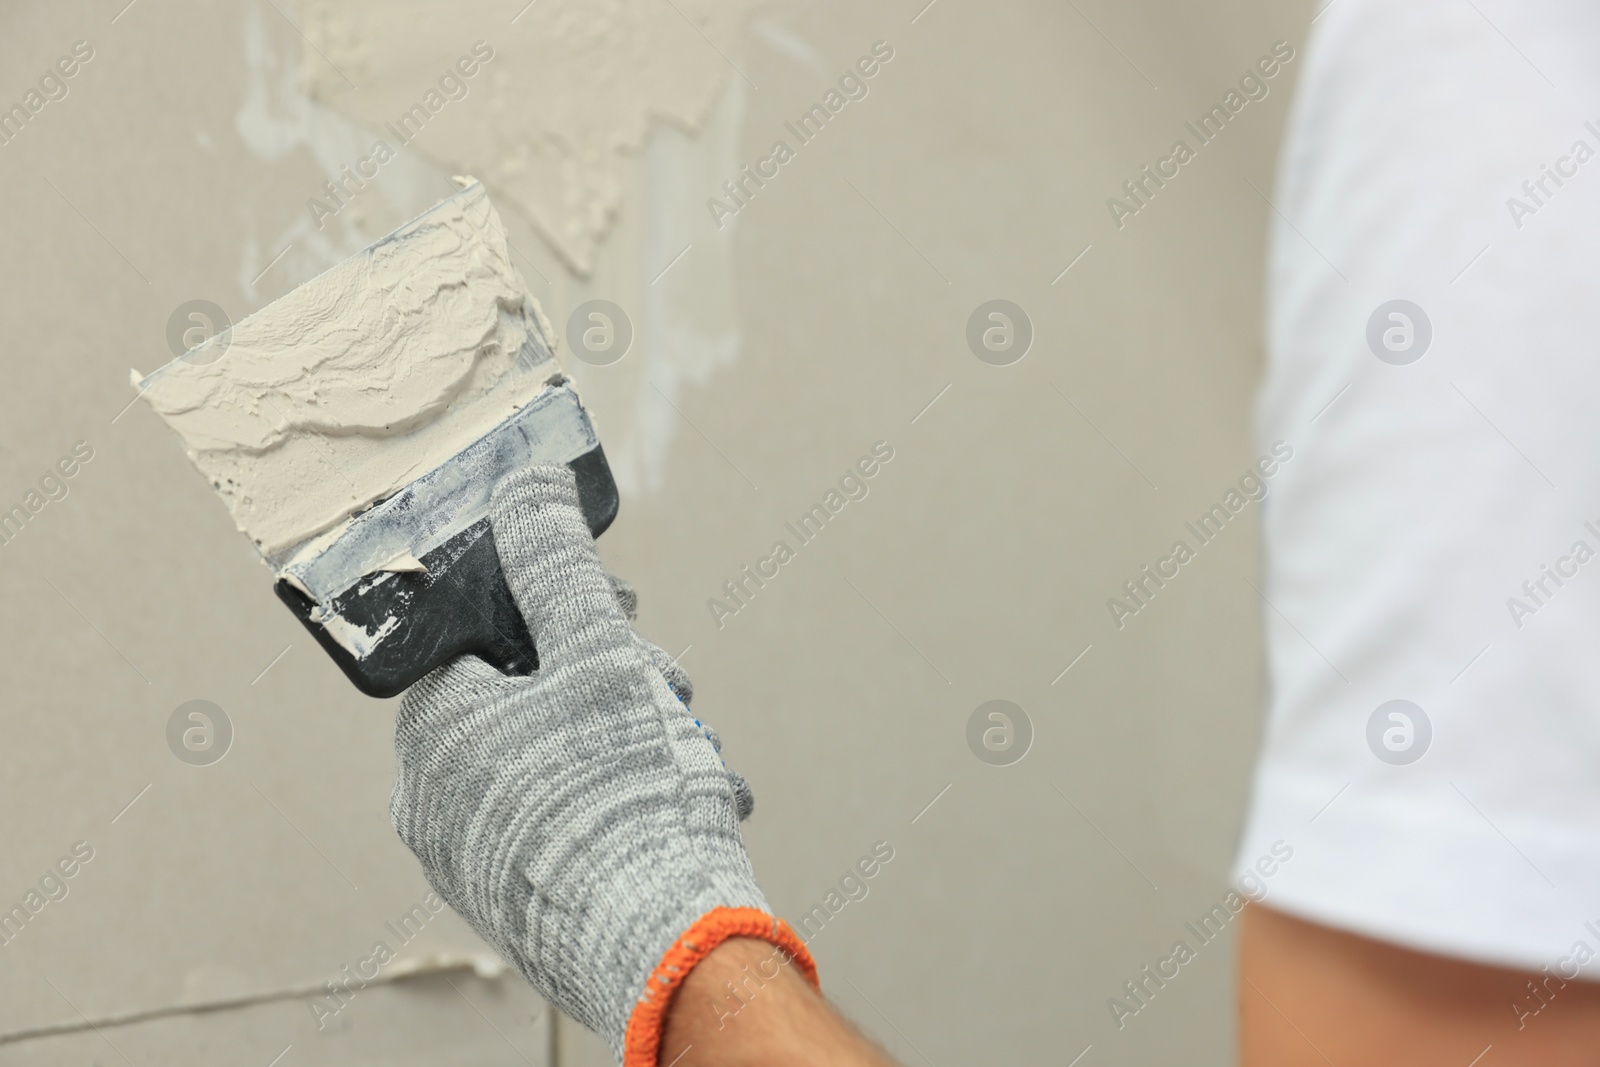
(389, 465, 816, 1065)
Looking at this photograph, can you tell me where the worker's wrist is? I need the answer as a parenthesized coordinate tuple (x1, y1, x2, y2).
(623, 908, 817, 1067)
(658, 936, 822, 1065)
(656, 933, 898, 1067)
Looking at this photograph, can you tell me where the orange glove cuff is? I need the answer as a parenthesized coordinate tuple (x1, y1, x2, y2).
(623, 906, 819, 1067)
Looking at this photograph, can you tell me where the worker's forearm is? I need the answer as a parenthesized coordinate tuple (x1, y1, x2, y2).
(658, 937, 898, 1067)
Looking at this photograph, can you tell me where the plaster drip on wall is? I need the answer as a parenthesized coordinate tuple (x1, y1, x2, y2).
(0, 953, 509, 1046)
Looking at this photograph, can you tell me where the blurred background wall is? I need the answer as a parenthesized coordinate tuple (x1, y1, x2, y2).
(0, 0, 1308, 1062)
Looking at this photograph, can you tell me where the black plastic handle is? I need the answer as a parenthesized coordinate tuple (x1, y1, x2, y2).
(274, 447, 619, 698)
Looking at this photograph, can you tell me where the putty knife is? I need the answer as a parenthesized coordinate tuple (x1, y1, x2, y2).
(141, 183, 619, 698)
(273, 381, 618, 697)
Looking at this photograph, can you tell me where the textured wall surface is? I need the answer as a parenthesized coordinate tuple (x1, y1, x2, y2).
(0, 1, 1307, 1062)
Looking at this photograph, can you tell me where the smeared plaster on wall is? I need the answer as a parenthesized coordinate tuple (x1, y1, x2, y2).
(491, 71, 752, 498)
(234, 4, 447, 303)
(295, 0, 766, 277)
(287, 0, 766, 498)
(748, 16, 828, 74)
(0, 954, 512, 1049)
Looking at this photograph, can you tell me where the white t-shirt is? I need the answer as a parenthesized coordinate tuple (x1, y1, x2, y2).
(1234, 0, 1600, 970)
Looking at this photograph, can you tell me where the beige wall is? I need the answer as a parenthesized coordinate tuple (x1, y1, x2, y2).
(0, 1, 1308, 1063)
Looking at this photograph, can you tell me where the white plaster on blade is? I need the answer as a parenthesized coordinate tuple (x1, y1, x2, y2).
(138, 182, 557, 558)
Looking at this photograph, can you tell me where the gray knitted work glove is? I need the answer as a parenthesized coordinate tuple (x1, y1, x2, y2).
(390, 465, 816, 1065)
(602, 573, 757, 823)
